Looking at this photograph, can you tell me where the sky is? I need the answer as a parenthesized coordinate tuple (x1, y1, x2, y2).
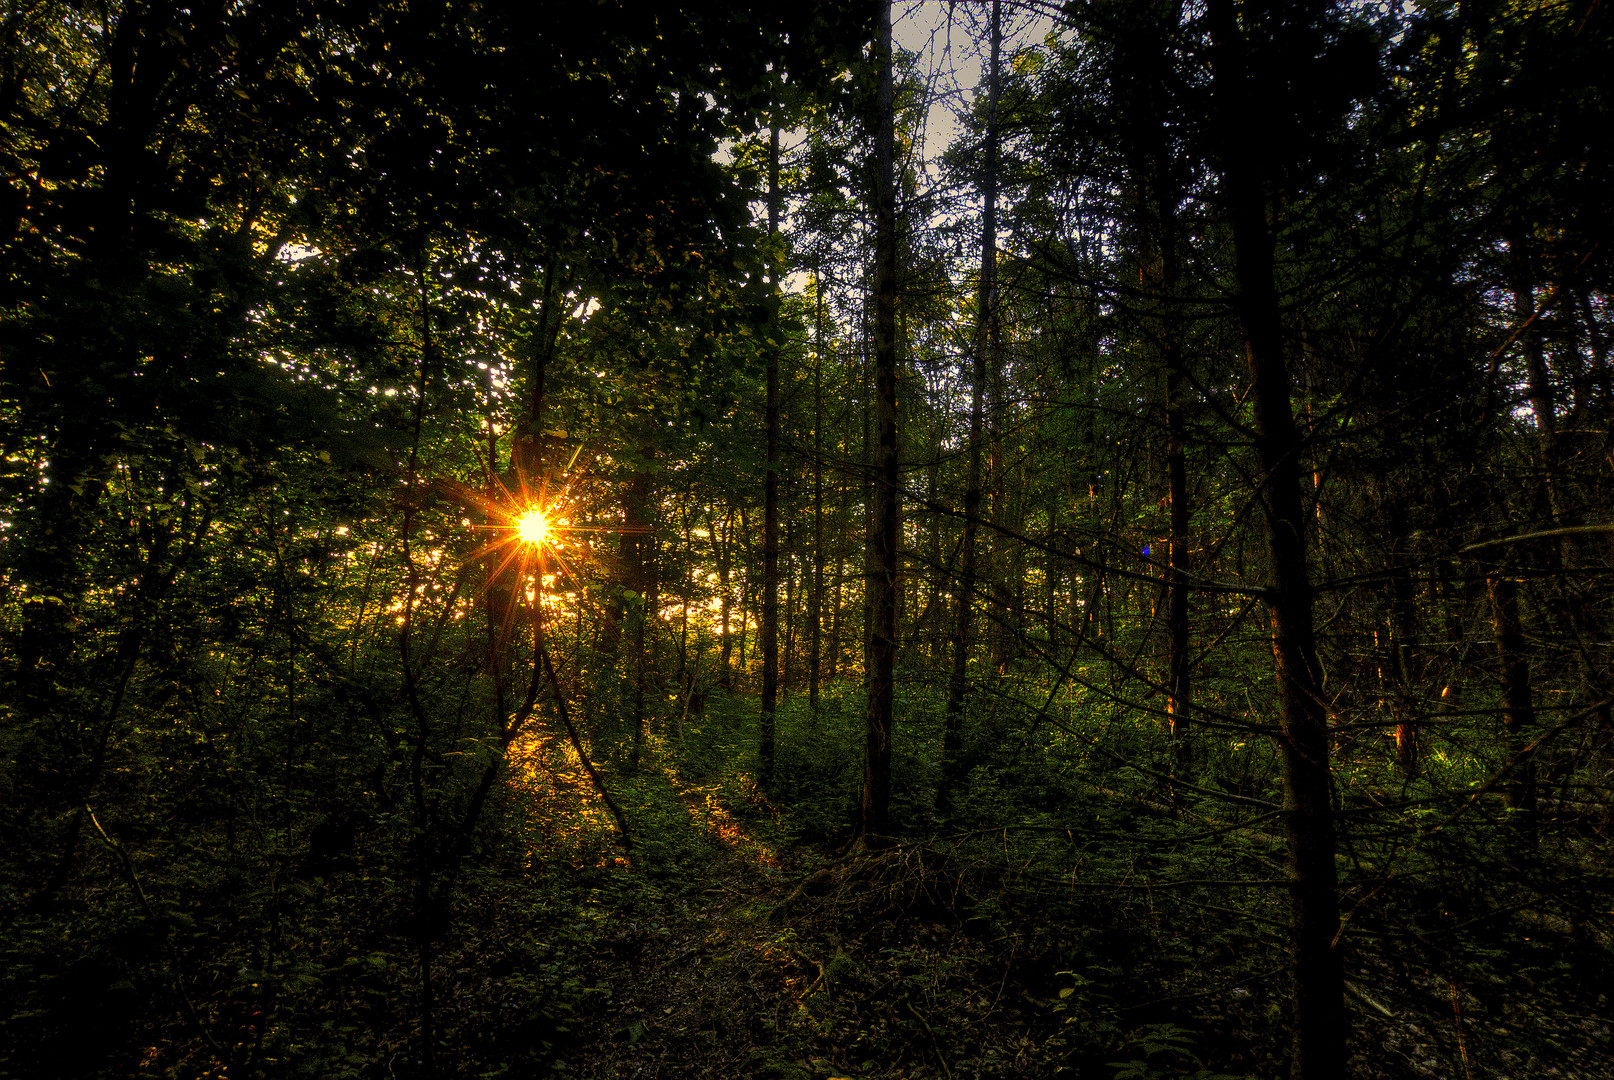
(772, 1, 1056, 294)
(894, 1, 1056, 181)
(893, 1, 991, 179)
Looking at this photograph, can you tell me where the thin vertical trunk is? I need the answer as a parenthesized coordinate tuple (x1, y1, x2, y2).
(986, 359, 1009, 670)
(862, 0, 899, 842)
(677, 514, 691, 692)
(810, 274, 826, 711)
(1164, 340, 1192, 776)
(862, 320, 874, 681)
(623, 456, 653, 768)
(713, 508, 735, 689)
(483, 415, 510, 719)
(943, 0, 999, 804)
(1488, 571, 1540, 850)
(1153, 173, 1191, 778)
(828, 463, 851, 684)
(490, 264, 565, 659)
(1207, 3, 1345, 1076)
(1510, 234, 1560, 463)
(924, 450, 944, 668)
(401, 255, 440, 1079)
(760, 122, 782, 790)
(784, 521, 797, 696)
(1387, 508, 1421, 778)
(736, 597, 749, 690)
(1045, 494, 1062, 647)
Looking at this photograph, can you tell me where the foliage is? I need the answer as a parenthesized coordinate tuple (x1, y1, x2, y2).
(4, 1, 1614, 1079)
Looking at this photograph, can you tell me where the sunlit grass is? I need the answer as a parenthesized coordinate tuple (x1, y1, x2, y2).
(678, 779, 781, 868)
(506, 728, 621, 867)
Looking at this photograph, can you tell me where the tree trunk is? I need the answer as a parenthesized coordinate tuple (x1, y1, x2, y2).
(713, 507, 736, 689)
(1207, 3, 1346, 1076)
(622, 455, 654, 769)
(828, 458, 852, 684)
(862, 0, 899, 842)
(1164, 344, 1192, 777)
(942, 0, 1000, 805)
(761, 122, 782, 790)
(1387, 506, 1422, 778)
(810, 269, 827, 711)
(1488, 571, 1540, 851)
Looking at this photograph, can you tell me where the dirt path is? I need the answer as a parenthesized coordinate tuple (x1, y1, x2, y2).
(564, 778, 839, 1080)
(554, 769, 1046, 1080)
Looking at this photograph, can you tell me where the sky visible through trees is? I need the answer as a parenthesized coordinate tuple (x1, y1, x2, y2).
(2, 2, 1612, 1079)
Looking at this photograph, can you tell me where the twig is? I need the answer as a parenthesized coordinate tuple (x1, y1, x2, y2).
(87, 806, 229, 1061)
(1461, 524, 1614, 553)
(537, 633, 634, 855)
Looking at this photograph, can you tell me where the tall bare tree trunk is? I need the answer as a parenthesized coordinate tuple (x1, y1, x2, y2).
(810, 268, 826, 711)
(862, 0, 899, 842)
(1207, 3, 1345, 1076)
(942, 0, 1000, 804)
(713, 507, 736, 689)
(761, 122, 782, 790)
(622, 455, 654, 769)
(828, 452, 852, 684)
(1387, 507, 1422, 778)
(1161, 259, 1192, 778)
(1488, 570, 1540, 851)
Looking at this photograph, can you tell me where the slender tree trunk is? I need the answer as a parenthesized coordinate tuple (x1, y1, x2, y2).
(677, 513, 691, 692)
(829, 463, 851, 684)
(760, 122, 782, 790)
(942, 0, 1000, 805)
(810, 272, 826, 711)
(1510, 233, 1559, 468)
(1164, 341, 1192, 776)
(1158, 224, 1192, 778)
(1207, 3, 1345, 1076)
(1119, 27, 1195, 777)
(1488, 571, 1539, 851)
(400, 254, 441, 1079)
(862, 0, 899, 842)
(713, 508, 735, 689)
(784, 521, 797, 696)
(1045, 493, 1062, 647)
(622, 456, 654, 768)
(923, 446, 944, 666)
(736, 596, 749, 690)
(490, 264, 565, 662)
(1387, 505, 1422, 778)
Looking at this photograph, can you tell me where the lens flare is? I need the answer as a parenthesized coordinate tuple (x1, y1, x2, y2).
(516, 509, 548, 546)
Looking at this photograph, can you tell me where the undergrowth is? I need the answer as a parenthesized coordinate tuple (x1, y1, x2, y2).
(3, 676, 1610, 1079)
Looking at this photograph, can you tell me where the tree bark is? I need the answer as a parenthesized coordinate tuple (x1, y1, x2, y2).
(1164, 343, 1192, 777)
(862, 0, 899, 842)
(1207, 3, 1346, 1076)
(943, 0, 1000, 805)
(761, 122, 782, 790)
(1387, 505, 1422, 778)
(810, 268, 827, 711)
(1488, 570, 1539, 852)
(713, 507, 736, 689)
(622, 455, 654, 768)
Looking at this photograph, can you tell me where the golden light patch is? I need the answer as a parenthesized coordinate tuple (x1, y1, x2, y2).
(517, 509, 549, 546)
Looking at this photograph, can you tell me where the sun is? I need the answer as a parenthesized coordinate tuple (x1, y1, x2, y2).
(516, 509, 549, 546)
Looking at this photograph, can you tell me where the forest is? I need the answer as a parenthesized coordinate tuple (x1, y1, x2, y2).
(2, 1, 1612, 1078)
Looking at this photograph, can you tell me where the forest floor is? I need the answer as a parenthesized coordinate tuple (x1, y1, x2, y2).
(555, 766, 1062, 1080)
(488, 727, 1614, 1080)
